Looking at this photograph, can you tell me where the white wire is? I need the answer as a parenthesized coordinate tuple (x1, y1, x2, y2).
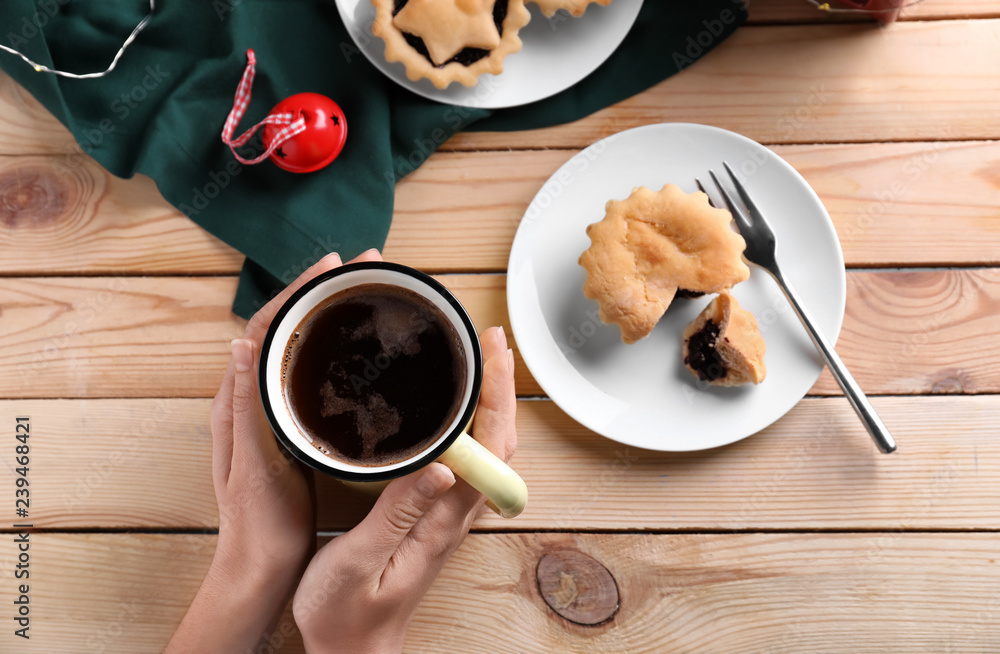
(0, 0, 155, 79)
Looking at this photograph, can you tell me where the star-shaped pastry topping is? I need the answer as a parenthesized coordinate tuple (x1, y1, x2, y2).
(393, 0, 501, 66)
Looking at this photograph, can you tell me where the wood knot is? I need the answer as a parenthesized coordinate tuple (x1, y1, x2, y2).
(931, 376, 965, 393)
(536, 549, 619, 626)
(0, 165, 71, 227)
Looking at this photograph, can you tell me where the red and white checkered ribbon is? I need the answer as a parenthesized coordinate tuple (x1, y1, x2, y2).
(221, 49, 306, 165)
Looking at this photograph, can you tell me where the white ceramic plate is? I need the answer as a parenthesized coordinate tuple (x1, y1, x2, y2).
(507, 123, 846, 452)
(334, 0, 643, 108)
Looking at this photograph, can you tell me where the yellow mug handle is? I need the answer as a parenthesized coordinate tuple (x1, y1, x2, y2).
(436, 432, 527, 518)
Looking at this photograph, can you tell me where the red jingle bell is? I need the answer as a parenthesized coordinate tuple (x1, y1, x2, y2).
(221, 50, 348, 174)
(263, 93, 348, 174)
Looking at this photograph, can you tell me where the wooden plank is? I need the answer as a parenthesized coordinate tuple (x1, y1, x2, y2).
(0, 71, 76, 156)
(441, 20, 1000, 150)
(0, 270, 998, 399)
(3, 22, 1000, 155)
(0, 156, 243, 273)
(2, 532, 998, 653)
(784, 141, 1000, 267)
(0, 275, 249, 399)
(0, 274, 535, 398)
(2, 141, 998, 274)
(1, 395, 996, 531)
(749, 0, 1000, 24)
(812, 269, 1000, 395)
(384, 149, 563, 271)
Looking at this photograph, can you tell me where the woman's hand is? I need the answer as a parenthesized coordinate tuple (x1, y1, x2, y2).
(293, 325, 518, 654)
(210, 336, 313, 583)
(166, 250, 384, 653)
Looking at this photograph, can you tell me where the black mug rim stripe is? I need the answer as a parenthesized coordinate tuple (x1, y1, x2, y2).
(258, 261, 484, 483)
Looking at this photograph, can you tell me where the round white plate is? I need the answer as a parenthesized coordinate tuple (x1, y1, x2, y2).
(334, 0, 643, 108)
(507, 123, 846, 451)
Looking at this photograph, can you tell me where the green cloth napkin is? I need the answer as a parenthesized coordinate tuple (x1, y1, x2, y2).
(0, 0, 745, 318)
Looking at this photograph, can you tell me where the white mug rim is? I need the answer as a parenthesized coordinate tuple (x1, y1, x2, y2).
(258, 261, 484, 482)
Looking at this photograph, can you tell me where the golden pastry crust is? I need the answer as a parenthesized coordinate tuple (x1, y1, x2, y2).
(579, 185, 750, 344)
(529, 0, 612, 17)
(371, 0, 531, 90)
(682, 293, 766, 387)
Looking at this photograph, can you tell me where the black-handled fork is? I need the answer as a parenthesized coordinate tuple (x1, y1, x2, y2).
(698, 162, 897, 454)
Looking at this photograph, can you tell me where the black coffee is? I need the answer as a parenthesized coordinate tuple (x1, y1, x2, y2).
(282, 283, 467, 467)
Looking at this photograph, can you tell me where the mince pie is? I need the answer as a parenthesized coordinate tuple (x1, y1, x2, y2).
(682, 292, 766, 387)
(579, 184, 750, 344)
(372, 0, 531, 89)
(528, 0, 612, 17)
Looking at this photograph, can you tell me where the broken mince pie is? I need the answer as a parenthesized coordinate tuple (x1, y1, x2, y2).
(682, 292, 766, 387)
(579, 184, 750, 344)
(528, 0, 612, 17)
(372, 0, 532, 89)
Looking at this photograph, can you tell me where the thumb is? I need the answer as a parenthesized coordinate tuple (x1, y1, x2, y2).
(472, 344, 517, 463)
(352, 463, 456, 572)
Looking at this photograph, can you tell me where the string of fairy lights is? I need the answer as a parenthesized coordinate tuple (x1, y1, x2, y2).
(0, 0, 155, 79)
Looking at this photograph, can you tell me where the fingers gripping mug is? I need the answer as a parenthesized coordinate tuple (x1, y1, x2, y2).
(259, 262, 527, 518)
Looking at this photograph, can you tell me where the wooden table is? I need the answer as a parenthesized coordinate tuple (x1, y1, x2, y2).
(2, 1, 999, 651)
